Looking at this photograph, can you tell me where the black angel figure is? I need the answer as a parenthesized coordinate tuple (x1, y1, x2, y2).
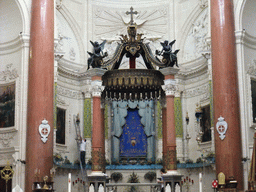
(87, 40, 108, 69)
(155, 40, 179, 68)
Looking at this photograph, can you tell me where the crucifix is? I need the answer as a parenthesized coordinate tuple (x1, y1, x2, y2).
(126, 7, 138, 25)
(126, 7, 138, 68)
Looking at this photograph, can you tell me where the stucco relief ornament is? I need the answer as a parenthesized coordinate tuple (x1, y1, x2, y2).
(39, 119, 51, 143)
(216, 116, 228, 140)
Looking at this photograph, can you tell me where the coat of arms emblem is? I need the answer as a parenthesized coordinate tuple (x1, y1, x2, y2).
(39, 119, 51, 143)
(216, 116, 228, 140)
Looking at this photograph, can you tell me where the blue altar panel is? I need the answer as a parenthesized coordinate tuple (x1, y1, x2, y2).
(120, 109, 147, 157)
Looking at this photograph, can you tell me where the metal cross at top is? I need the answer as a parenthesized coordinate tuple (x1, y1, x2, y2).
(126, 7, 138, 25)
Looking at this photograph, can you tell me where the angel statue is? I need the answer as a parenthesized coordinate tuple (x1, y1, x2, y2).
(87, 40, 108, 69)
(155, 40, 180, 68)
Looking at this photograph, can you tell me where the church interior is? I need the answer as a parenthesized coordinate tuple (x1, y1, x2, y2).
(1, 0, 256, 191)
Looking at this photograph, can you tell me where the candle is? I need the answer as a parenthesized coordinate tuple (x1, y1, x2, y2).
(199, 173, 203, 192)
(68, 173, 71, 192)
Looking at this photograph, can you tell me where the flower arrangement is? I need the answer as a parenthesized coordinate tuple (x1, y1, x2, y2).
(64, 156, 71, 164)
(87, 158, 92, 165)
(128, 172, 140, 183)
(156, 158, 162, 165)
(53, 153, 63, 162)
(74, 159, 80, 166)
(185, 159, 193, 164)
(105, 159, 110, 165)
(196, 157, 203, 163)
(144, 171, 156, 182)
(127, 172, 140, 192)
(206, 151, 215, 158)
(111, 172, 123, 182)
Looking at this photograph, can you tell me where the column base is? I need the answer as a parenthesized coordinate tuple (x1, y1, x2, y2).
(165, 170, 180, 175)
(89, 171, 106, 176)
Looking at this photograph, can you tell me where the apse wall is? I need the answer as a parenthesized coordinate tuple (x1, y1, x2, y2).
(0, 0, 22, 165)
(54, 0, 215, 191)
(0, 0, 31, 190)
(233, 0, 256, 187)
(56, 0, 213, 163)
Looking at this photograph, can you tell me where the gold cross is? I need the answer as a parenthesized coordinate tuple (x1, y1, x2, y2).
(126, 7, 138, 25)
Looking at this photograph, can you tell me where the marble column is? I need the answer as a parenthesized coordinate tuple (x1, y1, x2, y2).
(211, 0, 243, 190)
(25, 0, 54, 191)
(89, 69, 106, 174)
(160, 67, 180, 173)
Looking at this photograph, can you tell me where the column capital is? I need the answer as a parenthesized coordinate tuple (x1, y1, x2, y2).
(87, 68, 107, 79)
(87, 68, 107, 97)
(162, 79, 177, 96)
(91, 80, 105, 97)
(202, 51, 211, 60)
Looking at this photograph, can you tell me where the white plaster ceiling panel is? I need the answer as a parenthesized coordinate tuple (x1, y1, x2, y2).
(63, 0, 84, 30)
(0, 0, 23, 43)
(242, 0, 256, 37)
(92, 5, 169, 40)
(91, 0, 168, 6)
(56, 11, 80, 63)
(182, 8, 209, 62)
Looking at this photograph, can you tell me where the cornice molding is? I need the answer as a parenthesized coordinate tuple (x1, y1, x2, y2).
(236, 30, 256, 49)
(0, 34, 30, 55)
(58, 62, 90, 81)
(177, 57, 208, 79)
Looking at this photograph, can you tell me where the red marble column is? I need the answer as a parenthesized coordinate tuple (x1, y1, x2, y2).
(162, 108, 167, 170)
(211, 0, 243, 189)
(91, 74, 105, 173)
(25, 0, 54, 191)
(160, 68, 179, 172)
(101, 107, 106, 173)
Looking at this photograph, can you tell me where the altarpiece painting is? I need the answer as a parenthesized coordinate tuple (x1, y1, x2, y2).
(0, 83, 15, 128)
(56, 107, 66, 144)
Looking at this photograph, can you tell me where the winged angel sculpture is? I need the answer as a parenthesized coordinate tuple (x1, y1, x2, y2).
(155, 40, 180, 67)
(87, 40, 108, 69)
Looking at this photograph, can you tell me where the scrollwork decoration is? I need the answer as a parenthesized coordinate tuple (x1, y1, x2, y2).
(0, 64, 19, 82)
